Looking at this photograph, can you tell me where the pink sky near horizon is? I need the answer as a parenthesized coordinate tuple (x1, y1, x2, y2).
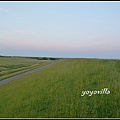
(0, 2, 120, 58)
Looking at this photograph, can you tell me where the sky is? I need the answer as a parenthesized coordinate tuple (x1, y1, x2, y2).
(0, 1, 120, 59)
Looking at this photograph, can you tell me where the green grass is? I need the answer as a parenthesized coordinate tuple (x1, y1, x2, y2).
(0, 58, 119, 118)
(0, 57, 54, 81)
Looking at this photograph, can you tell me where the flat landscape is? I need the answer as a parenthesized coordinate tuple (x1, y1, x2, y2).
(0, 56, 54, 81)
(0, 57, 119, 118)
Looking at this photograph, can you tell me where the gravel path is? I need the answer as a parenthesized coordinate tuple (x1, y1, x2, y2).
(0, 59, 64, 85)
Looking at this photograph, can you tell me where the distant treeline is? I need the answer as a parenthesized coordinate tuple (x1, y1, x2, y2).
(0, 55, 12, 58)
(26, 57, 60, 60)
(0, 55, 61, 60)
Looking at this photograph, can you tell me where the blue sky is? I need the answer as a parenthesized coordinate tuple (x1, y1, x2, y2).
(0, 1, 120, 58)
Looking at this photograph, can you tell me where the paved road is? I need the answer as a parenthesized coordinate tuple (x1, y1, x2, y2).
(0, 59, 64, 85)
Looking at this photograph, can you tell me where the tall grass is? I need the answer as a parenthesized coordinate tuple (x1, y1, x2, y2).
(0, 57, 53, 80)
(0, 58, 119, 118)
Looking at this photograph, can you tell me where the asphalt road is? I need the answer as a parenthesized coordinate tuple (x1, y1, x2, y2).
(0, 59, 64, 85)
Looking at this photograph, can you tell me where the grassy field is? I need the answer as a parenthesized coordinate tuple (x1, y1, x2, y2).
(0, 57, 54, 81)
(0, 58, 119, 118)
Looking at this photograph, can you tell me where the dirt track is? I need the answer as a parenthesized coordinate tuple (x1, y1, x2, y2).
(0, 59, 64, 85)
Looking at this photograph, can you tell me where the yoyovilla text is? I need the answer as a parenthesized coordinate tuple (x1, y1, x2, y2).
(81, 88, 110, 96)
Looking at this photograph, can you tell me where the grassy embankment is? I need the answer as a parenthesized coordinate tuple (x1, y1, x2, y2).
(0, 57, 54, 81)
(0, 58, 119, 118)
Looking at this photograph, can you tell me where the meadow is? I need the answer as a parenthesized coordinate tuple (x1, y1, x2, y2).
(0, 57, 54, 81)
(0, 58, 119, 118)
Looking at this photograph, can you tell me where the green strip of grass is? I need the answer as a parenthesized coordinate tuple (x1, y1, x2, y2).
(0, 61, 53, 81)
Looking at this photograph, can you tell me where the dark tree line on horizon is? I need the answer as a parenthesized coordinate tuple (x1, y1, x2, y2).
(0, 55, 60, 60)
